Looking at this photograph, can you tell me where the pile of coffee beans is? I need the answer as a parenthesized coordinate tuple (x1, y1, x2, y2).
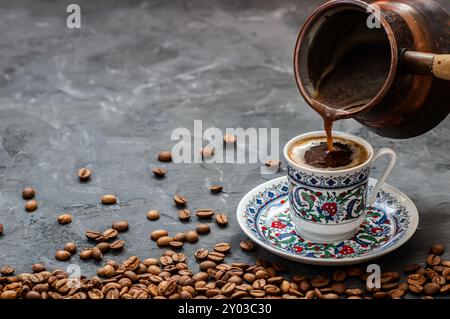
(1, 244, 450, 299)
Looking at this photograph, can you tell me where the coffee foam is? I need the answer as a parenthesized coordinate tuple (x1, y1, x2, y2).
(288, 136, 369, 170)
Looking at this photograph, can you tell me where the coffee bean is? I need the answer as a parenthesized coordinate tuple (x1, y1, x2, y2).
(440, 260, 450, 267)
(0, 223, 3, 235)
(430, 243, 445, 256)
(221, 282, 236, 295)
(57, 213, 72, 225)
(200, 147, 215, 158)
(55, 250, 71, 261)
(123, 256, 140, 271)
(158, 151, 172, 162)
(346, 267, 364, 277)
(151, 229, 168, 241)
(31, 263, 46, 273)
(423, 283, 440, 296)
(215, 213, 228, 226)
(177, 209, 191, 221)
(332, 269, 346, 282)
(208, 251, 225, 263)
(442, 268, 450, 280)
(223, 134, 237, 145)
(91, 247, 102, 261)
(265, 160, 281, 170)
(240, 240, 254, 252)
(173, 195, 187, 207)
(214, 243, 231, 253)
(25, 200, 38, 212)
(195, 248, 209, 260)
(404, 263, 422, 273)
(408, 284, 423, 294)
(78, 168, 91, 181)
(311, 276, 330, 288)
(63, 242, 77, 255)
(380, 272, 400, 284)
(79, 248, 93, 260)
(157, 236, 173, 247)
(199, 261, 216, 271)
(196, 224, 210, 234)
(0, 290, 17, 299)
(85, 229, 100, 240)
(426, 254, 442, 266)
(196, 209, 214, 219)
(152, 167, 166, 178)
(22, 187, 35, 200)
(160, 256, 173, 266)
(147, 209, 160, 221)
(210, 186, 223, 193)
(432, 275, 446, 286)
(101, 195, 117, 205)
(25, 291, 42, 299)
(372, 291, 390, 299)
(112, 220, 128, 232)
(169, 241, 184, 249)
(96, 242, 110, 253)
(88, 289, 104, 299)
(102, 229, 118, 240)
(345, 288, 363, 296)
(158, 279, 177, 296)
(109, 240, 125, 251)
(1, 265, 14, 276)
(173, 233, 186, 242)
(407, 273, 426, 286)
(330, 282, 346, 294)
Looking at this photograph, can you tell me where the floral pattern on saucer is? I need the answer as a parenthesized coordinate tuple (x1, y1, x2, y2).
(238, 177, 417, 264)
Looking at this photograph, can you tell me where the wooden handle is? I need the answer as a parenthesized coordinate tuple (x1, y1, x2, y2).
(433, 54, 450, 81)
(402, 51, 450, 81)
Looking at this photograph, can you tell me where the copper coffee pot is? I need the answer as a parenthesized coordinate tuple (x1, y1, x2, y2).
(294, 0, 450, 138)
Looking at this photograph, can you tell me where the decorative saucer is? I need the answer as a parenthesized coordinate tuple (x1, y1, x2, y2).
(236, 177, 418, 266)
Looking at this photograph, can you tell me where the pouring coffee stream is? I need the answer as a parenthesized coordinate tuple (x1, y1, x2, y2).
(294, 0, 450, 144)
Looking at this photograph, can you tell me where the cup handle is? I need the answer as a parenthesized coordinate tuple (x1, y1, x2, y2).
(367, 148, 397, 206)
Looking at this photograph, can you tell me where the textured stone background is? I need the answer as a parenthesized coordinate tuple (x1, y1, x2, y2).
(0, 0, 449, 291)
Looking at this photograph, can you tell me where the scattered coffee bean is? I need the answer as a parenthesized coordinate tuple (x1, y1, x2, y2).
(151, 229, 168, 241)
(215, 213, 228, 226)
(79, 248, 93, 260)
(31, 263, 46, 272)
(195, 248, 209, 260)
(196, 224, 210, 234)
(423, 282, 441, 296)
(223, 134, 237, 145)
(147, 209, 160, 221)
(0, 223, 3, 235)
(426, 254, 442, 266)
(429, 243, 445, 256)
(0, 265, 14, 276)
(346, 267, 364, 277)
(199, 261, 217, 271)
(214, 243, 231, 254)
(185, 231, 199, 243)
(101, 195, 117, 205)
(85, 229, 101, 241)
(210, 186, 223, 194)
(63, 242, 77, 255)
(173, 195, 187, 207)
(55, 250, 71, 261)
(96, 242, 110, 253)
(178, 209, 191, 221)
(240, 240, 254, 252)
(169, 241, 184, 249)
(200, 147, 215, 158)
(407, 273, 426, 286)
(22, 187, 35, 200)
(157, 236, 173, 247)
(158, 151, 172, 162)
(109, 240, 125, 251)
(25, 200, 38, 212)
(311, 276, 330, 288)
(91, 247, 103, 261)
(265, 159, 281, 169)
(57, 213, 72, 225)
(403, 263, 422, 273)
(333, 269, 346, 282)
(173, 232, 186, 242)
(152, 167, 167, 178)
(196, 209, 214, 219)
(78, 168, 92, 181)
(112, 220, 128, 232)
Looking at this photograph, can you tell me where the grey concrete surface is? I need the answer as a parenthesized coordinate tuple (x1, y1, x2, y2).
(0, 0, 449, 290)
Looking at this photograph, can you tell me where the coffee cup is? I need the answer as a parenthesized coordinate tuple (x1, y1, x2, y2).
(284, 131, 396, 243)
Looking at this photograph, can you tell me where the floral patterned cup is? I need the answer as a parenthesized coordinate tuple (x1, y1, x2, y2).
(284, 131, 397, 243)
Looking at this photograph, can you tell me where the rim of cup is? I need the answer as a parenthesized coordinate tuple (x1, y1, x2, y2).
(283, 131, 375, 174)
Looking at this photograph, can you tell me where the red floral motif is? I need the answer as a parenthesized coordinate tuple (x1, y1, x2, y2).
(338, 245, 355, 255)
(271, 220, 286, 229)
(370, 227, 383, 234)
(321, 202, 337, 216)
(316, 192, 322, 196)
(293, 246, 303, 253)
(310, 195, 316, 201)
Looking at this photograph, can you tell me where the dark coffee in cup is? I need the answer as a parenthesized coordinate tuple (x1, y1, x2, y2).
(288, 136, 369, 170)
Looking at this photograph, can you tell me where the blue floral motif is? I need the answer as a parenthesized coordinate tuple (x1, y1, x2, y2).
(287, 165, 370, 189)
